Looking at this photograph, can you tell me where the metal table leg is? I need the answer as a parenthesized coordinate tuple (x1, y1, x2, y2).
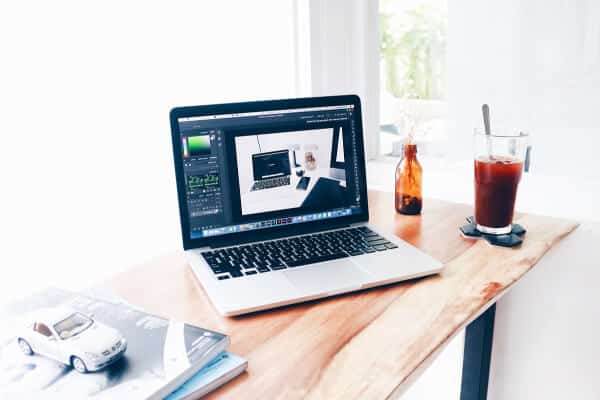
(460, 303, 496, 400)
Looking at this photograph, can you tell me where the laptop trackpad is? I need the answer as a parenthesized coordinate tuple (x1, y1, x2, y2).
(283, 260, 368, 295)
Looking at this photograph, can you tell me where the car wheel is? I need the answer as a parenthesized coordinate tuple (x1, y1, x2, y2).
(17, 338, 33, 355)
(72, 356, 88, 373)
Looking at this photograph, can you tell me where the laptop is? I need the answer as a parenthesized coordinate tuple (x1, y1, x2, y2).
(250, 149, 291, 191)
(170, 95, 443, 316)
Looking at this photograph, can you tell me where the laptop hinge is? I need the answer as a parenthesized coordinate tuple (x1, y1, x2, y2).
(350, 222, 367, 227)
(187, 246, 211, 252)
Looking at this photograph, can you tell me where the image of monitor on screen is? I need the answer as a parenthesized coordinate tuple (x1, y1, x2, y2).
(234, 128, 348, 216)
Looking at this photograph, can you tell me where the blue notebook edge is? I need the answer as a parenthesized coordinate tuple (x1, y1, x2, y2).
(165, 352, 248, 400)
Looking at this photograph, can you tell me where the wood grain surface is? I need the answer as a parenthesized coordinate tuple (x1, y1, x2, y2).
(107, 190, 578, 399)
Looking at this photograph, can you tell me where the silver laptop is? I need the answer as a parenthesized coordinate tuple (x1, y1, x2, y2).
(170, 95, 443, 316)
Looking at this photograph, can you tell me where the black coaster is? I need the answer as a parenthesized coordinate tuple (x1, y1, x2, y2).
(460, 216, 526, 248)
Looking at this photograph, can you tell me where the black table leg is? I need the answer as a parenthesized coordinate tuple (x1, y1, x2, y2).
(460, 303, 496, 400)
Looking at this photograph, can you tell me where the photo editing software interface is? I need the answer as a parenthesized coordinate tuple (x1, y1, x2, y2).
(177, 104, 365, 239)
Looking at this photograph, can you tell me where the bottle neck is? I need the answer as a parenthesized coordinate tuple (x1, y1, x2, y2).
(404, 144, 417, 159)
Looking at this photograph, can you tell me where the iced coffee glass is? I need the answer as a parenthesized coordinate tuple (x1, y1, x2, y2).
(473, 129, 528, 235)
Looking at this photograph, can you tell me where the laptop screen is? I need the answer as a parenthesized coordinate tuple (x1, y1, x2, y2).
(172, 97, 367, 245)
(252, 150, 291, 181)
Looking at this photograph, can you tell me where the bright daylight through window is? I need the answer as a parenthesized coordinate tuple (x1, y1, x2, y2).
(380, 0, 447, 157)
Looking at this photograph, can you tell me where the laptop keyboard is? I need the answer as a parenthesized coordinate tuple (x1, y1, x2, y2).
(201, 226, 399, 280)
(251, 176, 291, 191)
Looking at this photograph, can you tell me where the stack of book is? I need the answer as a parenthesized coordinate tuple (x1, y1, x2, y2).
(0, 288, 247, 399)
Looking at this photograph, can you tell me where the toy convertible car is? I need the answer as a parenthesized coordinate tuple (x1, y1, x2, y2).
(17, 307, 127, 373)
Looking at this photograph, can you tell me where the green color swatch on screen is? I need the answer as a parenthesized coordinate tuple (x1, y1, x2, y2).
(188, 135, 212, 156)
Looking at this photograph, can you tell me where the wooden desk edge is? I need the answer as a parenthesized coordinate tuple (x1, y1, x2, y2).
(389, 216, 579, 399)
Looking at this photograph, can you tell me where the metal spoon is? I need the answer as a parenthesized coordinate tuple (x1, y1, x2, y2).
(482, 104, 492, 157)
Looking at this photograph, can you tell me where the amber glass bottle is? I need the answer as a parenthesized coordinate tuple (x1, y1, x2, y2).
(395, 143, 422, 215)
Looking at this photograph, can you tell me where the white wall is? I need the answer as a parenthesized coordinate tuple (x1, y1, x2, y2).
(448, 0, 600, 179)
(490, 222, 600, 400)
(0, 1, 296, 304)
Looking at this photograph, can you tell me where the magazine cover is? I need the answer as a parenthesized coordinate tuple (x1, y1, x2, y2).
(0, 288, 228, 399)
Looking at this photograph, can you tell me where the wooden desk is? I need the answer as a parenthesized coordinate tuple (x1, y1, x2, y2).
(107, 190, 577, 399)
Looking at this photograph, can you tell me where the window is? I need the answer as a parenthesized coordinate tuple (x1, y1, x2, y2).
(379, 0, 448, 157)
(54, 313, 93, 339)
(34, 323, 52, 337)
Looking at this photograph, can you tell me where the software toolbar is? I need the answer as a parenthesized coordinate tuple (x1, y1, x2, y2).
(182, 130, 226, 221)
(196, 207, 358, 238)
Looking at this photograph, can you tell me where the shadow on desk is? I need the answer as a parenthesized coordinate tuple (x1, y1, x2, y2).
(300, 177, 348, 209)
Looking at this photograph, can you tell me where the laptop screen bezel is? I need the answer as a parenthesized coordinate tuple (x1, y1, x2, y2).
(170, 95, 370, 250)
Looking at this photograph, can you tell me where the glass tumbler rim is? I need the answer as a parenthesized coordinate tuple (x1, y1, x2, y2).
(473, 127, 529, 139)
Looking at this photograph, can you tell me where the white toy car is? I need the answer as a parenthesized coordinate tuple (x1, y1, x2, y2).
(16, 307, 127, 373)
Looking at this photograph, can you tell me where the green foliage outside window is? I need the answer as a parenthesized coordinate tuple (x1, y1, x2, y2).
(380, 2, 447, 100)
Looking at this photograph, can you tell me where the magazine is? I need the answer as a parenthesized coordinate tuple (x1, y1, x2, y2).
(85, 287, 248, 399)
(0, 288, 229, 399)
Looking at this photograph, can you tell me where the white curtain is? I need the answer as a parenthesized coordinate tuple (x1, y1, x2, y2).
(297, 0, 381, 159)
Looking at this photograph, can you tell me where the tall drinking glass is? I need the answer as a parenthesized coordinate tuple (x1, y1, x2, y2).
(473, 129, 529, 235)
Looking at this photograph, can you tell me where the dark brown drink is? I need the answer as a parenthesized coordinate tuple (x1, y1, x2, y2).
(474, 156, 523, 230)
